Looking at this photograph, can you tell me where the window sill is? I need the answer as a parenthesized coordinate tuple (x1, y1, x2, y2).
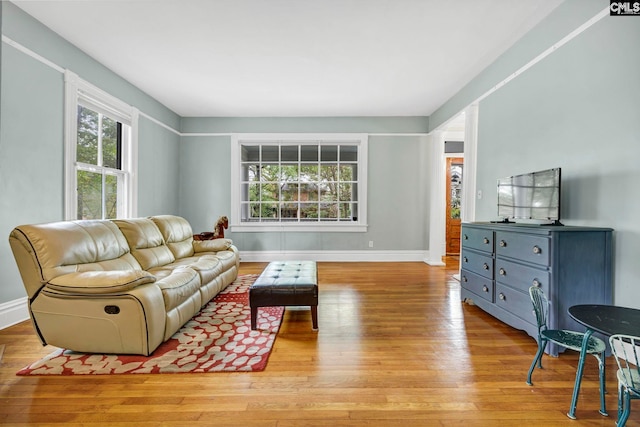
(230, 223, 368, 233)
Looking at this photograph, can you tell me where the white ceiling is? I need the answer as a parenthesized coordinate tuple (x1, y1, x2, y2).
(12, 0, 563, 118)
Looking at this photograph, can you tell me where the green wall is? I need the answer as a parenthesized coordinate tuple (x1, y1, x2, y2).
(432, 0, 640, 307)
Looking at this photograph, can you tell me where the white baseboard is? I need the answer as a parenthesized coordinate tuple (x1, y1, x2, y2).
(424, 257, 446, 266)
(239, 250, 430, 263)
(0, 297, 29, 330)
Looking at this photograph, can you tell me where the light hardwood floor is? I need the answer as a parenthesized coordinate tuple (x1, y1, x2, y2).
(0, 260, 634, 426)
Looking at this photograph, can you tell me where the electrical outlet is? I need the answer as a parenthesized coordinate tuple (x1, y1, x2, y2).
(369, 241, 374, 248)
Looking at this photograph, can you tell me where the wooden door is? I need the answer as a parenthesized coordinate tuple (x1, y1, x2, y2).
(446, 157, 463, 255)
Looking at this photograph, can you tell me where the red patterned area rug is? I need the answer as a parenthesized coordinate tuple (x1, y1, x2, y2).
(17, 274, 284, 375)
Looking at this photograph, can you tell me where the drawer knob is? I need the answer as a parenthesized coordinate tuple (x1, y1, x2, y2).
(483, 263, 489, 270)
(498, 293, 506, 301)
(499, 240, 506, 247)
(462, 276, 468, 282)
(499, 268, 506, 276)
(463, 234, 468, 240)
(483, 237, 490, 244)
(532, 245, 541, 254)
(532, 279, 540, 287)
(463, 257, 468, 263)
(482, 285, 489, 293)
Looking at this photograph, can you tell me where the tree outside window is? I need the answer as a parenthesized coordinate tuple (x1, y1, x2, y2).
(242, 144, 358, 223)
(75, 105, 125, 220)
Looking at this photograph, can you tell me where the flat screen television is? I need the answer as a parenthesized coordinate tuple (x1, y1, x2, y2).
(497, 167, 562, 225)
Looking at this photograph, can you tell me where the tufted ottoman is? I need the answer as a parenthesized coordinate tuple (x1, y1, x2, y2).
(249, 261, 318, 330)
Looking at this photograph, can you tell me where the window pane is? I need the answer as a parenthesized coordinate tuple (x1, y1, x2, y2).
(301, 145, 318, 161)
(300, 183, 319, 201)
(340, 145, 358, 162)
(261, 164, 279, 182)
(262, 203, 279, 219)
(321, 145, 338, 161)
(77, 170, 102, 219)
(262, 145, 279, 162)
(102, 116, 119, 169)
(282, 183, 298, 201)
(249, 202, 261, 219)
(320, 203, 338, 219)
(281, 164, 299, 182)
(321, 164, 338, 181)
(242, 145, 260, 162)
(104, 174, 118, 219)
(300, 164, 318, 181)
(262, 183, 279, 201)
(281, 145, 298, 162)
(300, 203, 318, 219)
(339, 203, 353, 219)
(340, 165, 354, 181)
(322, 183, 337, 201)
(248, 183, 260, 202)
(281, 203, 298, 219)
(77, 106, 98, 165)
(450, 164, 463, 219)
(339, 183, 353, 201)
(245, 164, 260, 182)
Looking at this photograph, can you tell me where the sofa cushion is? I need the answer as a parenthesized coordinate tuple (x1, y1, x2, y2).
(9, 221, 141, 296)
(200, 250, 238, 272)
(164, 256, 223, 286)
(47, 270, 156, 294)
(150, 215, 195, 259)
(113, 218, 175, 270)
(193, 238, 233, 253)
(154, 267, 202, 311)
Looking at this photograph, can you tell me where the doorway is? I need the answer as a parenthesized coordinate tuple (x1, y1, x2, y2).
(427, 106, 477, 267)
(446, 157, 463, 255)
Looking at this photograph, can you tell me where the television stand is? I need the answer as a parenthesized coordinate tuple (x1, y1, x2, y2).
(460, 222, 613, 356)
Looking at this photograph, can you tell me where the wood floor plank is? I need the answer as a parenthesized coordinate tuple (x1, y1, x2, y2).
(0, 260, 635, 426)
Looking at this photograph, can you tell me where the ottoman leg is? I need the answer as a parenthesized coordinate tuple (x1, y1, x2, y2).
(251, 306, 258, 330)
(311, 305, 318, 330)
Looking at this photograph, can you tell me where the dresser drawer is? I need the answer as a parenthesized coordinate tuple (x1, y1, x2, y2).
(495, 283, 536, 326)
(461, 226, 494, 253)
(495, 258, 550, 295)
(461, 249, 493, 279)
(460, 269, 494, 303)
(495, 231, 550, 266)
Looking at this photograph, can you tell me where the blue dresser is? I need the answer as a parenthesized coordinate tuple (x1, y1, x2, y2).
(460, 222, 613, 356)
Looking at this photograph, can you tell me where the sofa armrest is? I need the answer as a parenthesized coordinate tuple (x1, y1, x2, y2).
(193, 238, 233, 253)
(46, 270, 156, 294)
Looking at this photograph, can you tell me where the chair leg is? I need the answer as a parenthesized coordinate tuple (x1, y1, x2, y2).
(568, 329, 594, 420)
(527, 338, 546, 386)
(617, 389, 631, 427)
(617, 382, 624, 423)
(596, 353, 608, 416)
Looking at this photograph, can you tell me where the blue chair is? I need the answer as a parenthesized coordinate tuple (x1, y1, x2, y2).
(609, 334, 640, 426)
(526, 286, 607, 418)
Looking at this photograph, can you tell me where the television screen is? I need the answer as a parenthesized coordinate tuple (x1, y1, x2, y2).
(497, 168, 561, 222)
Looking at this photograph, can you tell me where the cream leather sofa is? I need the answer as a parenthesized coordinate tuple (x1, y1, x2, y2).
(9, 215, 239, 356)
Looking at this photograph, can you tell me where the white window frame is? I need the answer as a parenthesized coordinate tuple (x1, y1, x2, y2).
(64, 70, 138, 220)
(231, 133, 368, 232)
